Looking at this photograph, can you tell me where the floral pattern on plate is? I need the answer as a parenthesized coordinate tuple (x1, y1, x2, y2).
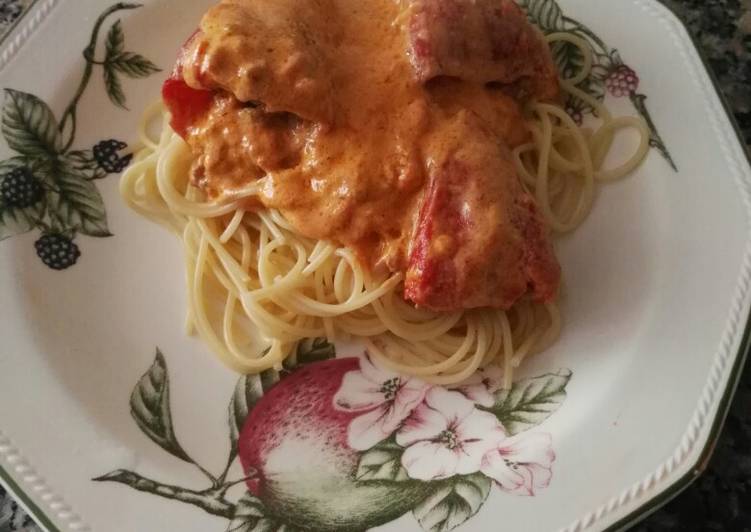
(96, 341, 571, 532)
(0, 2, 159, 270)
(520, 0, 677, 170)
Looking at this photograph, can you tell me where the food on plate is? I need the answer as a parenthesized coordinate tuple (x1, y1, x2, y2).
(120, 0, 649, 384)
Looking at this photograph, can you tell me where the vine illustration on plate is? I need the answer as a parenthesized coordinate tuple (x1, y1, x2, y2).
(520, 0, 677, 170)
(96, 340, 571, 532)
(0, 2, 159, 270)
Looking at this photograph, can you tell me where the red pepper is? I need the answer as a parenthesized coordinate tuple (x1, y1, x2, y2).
(161, 30, 214, 138)
(162, 75, 213, 138)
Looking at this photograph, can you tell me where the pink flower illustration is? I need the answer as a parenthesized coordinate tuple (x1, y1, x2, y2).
(451, 365, 504, 407)
(396, 388, 506, 481)
(333, 354, 431, 451)
(480, 432, 555, 496)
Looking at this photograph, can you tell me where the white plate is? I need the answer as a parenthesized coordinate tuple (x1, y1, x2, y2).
(1, 1, 750, 531)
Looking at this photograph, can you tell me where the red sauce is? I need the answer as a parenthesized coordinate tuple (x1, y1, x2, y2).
(163, 0, 562, 310)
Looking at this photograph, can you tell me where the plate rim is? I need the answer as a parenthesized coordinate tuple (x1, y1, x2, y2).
(602, 0, 751, 528)
(0, 1, 749, 531)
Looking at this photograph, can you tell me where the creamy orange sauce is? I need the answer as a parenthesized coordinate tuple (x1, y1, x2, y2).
(183, 0, 531, 274)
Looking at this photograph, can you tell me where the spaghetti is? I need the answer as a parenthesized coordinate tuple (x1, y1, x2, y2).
(120, 33, 649, 386)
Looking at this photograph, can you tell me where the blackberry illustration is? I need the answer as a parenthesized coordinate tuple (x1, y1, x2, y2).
(0, 168, 44, 208)
(606, 64, 640, 98)
(34, 234, 81, 270)
(565, 104, 583, 126)
(93, 139, 132, 173)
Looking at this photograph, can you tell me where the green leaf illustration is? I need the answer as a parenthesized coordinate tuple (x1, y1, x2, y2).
(588, 59, 612, 84)
(2, 89, 61, 157)
(413, 474, 491, 532)
(0, 200, 44, 240)
(110, 52, 161, 78)
(355, 439, 409, 482)
(227, 373, 266, 465)
(105, 20, 125, 59)
(130, 349, 193, 463)
(66, 150, 107, 180)
(104, 19, 159, 79)
(65, 150, 95, 168)
(0, 156, 31, 170)
(283, 337, 336, 371)
(227, 493, 301, 532)
(551, 39, 588, 81)
(44, 162, 111, 237)
(226, 493, 269, 532)
(101, 19, 159, 110)
(488, 369, 572, 435)
(519, 0, 564, 32)
(1, 154, 55, 180)
(103, 64, 127, 109)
